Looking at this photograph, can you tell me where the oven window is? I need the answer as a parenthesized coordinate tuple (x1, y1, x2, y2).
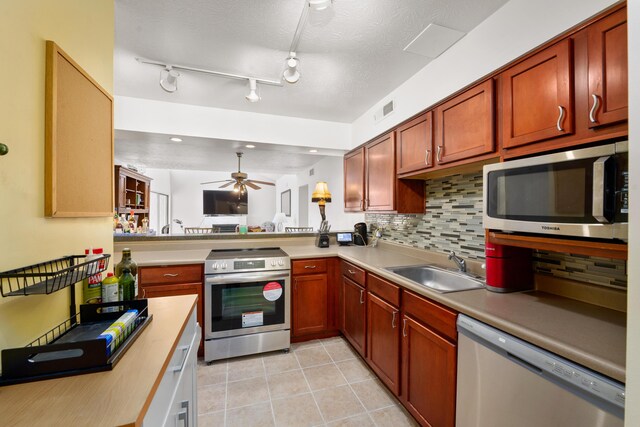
(210, 279, 286, 332)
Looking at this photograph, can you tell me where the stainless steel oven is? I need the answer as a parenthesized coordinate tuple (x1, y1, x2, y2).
(204, 248, 291, 362)
(483, 141, 628, 240)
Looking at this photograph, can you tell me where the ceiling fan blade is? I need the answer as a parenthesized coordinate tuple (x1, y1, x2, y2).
(247, 180, 275, 186)
(201, 179, 233, 185)
(244, 181, 261, 190)
(219, 181, 235, 188)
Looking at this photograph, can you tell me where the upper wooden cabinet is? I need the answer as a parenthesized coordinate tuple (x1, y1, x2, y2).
(396, 112, 433, 175)
(365, 133, 396, 211)
(587, 7, 627, 128)
(501, 39, 574, 149)
(344, 149, 365, 212)
(435, 79, 495, 164)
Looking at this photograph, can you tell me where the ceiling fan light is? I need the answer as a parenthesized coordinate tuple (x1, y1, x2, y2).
(159, 67, 180, 92)
(309, 0, 332, 11)
(245, 78, 261, 103)
(283, 54, 300, 84)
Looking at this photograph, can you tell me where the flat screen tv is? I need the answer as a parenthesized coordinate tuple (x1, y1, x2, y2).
(203, 190, 248, 215)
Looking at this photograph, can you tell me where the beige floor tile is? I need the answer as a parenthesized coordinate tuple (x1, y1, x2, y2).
(227, 376, 270, 409)
(295, 346, 333, 368)
(227, 354, 265, 382)
(326, 413, 376, 426)
(272, 392, 323, 427)
(303, 364, 347, 391)
(226, 402, 275, 427)
(197, 361, 228, 387)
(335, 358, 374, 383)
(267, 369, 310, 399)
(291, 339, 322, 351)
(198, 383, 226, 414)
(198, 410, 225, 427)
(263, 351, 300, 375)
(323, 340, 357, 362)
(369, 405, 419, 427)
(313, 385, 366, 422)
(350, 378, 395, 411)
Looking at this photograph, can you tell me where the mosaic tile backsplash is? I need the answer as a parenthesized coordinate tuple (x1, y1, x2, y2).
(365, 172, 627, 289)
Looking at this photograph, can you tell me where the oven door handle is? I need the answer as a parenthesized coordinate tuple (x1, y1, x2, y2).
(205, 271, 290, 284)
(592, 156, 612, 224)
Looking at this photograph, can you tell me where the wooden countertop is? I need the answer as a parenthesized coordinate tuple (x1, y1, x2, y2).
(0, 294, 198, 427)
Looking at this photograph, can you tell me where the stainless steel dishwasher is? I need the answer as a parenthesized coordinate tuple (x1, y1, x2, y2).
(456, 314, 625, 427)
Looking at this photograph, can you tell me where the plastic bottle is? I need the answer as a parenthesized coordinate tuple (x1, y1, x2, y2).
(82, 248, 102, 304)
(118, 268, 135, 301)
(115, 248, 138, 298)
(101, 272, 119, 313)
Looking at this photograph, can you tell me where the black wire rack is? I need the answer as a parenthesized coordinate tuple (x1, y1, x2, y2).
(0, 254, 111, 296)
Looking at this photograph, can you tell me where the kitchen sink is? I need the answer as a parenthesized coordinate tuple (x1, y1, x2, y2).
(384, 264, 485, 293)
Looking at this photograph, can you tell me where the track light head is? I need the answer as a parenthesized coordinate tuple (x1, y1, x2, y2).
(309, 0, 332, 11)
(159, 66, 180, 92)
(283, 53, 300, 84)
(245, 78, 261, 103)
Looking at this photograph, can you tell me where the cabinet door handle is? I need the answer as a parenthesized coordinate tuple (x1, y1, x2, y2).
(436, 145, 443, 163)
(171, 345, 190, 372)
(392, 311, 398, 328)
(304, 265, 316, 269)
(359, 289, 364, 304)
(589, 94, 600, 123)
(163, 273, 180, 277)
(425, 149, 431, 166)
(402, 318, 407, 337)
(142, 288, 146, 298)
(556, 105, 566, 132)
(178, 400, 190, 426)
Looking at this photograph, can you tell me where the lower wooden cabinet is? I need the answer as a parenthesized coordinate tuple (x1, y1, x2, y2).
(367, 292, 400, 395)
(342, 276, 367, 357)
(293, 274, 329, 336)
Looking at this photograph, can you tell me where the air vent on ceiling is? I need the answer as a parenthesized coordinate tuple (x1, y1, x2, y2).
(374, 100, 395, 123)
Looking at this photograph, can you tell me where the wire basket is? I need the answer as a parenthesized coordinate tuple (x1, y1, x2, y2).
(0, 254, 111, 296)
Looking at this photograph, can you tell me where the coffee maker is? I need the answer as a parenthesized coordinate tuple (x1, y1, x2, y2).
(353, 222, 368, 246)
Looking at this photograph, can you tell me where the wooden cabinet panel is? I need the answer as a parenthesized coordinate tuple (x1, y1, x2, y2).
(368, 274, 400, 307)
(342, 276, 367, 357)
(340, 261, 366, 287)
(293, 274, 328, 337)
(365, 133, 396, 211)
(344, 148, 365, 212)
(401, 315, 456, 427)
(403, 290, 457, 342)
(396, 112, 433, 175)
(587, 7, 627, 128)
(367, 293, 400, 395)
(292, 258, 328, 275)
(435, 79, 495, 164)
(502, 39, 574, 149)
(139, 264, 203, 285)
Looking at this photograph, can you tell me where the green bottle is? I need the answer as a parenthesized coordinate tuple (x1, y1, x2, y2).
(115, 248, 138, 298)
(118, 268, 135, 301)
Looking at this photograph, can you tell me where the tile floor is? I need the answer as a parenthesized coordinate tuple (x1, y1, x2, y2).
(197, 336, 418, 427)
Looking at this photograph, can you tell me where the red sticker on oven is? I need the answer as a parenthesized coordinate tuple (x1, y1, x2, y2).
(263, 282, 283, 301)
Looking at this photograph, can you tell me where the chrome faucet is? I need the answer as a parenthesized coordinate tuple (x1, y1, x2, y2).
(448, 251, 466, 273)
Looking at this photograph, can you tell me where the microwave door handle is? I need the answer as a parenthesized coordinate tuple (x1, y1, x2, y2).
(592, 156, 611, 224)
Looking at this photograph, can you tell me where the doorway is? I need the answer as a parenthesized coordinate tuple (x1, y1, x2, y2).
(298, 185, 308, 227)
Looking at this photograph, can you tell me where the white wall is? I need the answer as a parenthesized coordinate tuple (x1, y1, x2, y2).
(625, 0, 639, 423)
(275, 174, 299, 228)
(350, 0, 619, 147)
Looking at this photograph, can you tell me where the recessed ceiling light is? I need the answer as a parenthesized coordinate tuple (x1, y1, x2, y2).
(309, 149, 318, 153)
(170, 137, 182, 142)
(246, 144, 256, 148)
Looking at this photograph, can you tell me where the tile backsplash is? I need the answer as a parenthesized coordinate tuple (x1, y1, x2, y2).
(366, 172, 627, 289)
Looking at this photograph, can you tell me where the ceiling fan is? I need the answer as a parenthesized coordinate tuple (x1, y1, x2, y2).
(200, 152, 275, 193)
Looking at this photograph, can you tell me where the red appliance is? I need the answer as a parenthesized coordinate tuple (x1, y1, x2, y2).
(485, 242, 533, 292)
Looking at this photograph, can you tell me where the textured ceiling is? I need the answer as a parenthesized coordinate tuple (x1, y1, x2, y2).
(114, 0, 509, 123)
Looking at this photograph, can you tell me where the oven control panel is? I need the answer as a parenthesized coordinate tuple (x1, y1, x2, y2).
(207, 257, 290, 273)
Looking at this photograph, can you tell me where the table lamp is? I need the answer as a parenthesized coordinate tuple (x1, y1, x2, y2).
(312, 182, 332, 247)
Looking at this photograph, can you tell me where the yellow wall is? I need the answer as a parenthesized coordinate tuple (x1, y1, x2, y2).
(0, 1, 114, 359)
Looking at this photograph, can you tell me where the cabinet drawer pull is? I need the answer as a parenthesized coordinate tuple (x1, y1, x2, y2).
(425, 149, 431, 166)
(359, 289, 364, 304)
(178, 400, 190, 426)
(171, 345, 190, 373)
(402, 318, 407, 337)
(348, 269, 356, 275)
(589, 94, 600, 123)
(163, 273, 180, 277)
(304, 265, 316, 269)
(436, 145, 443, 163)
(556, 105, 565, 132)
(392, 311, 398, 328)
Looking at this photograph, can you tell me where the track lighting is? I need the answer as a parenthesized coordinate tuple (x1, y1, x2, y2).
(159, 66, 179, 92)
(283, 52, 300, 84)
(245, 78, 261, 103)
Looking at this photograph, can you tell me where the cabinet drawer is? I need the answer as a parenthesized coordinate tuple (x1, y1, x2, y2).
(292, 259, 328, 275)
(341, 261, 366, 286)
(368, 274, 400, 307)
(139, 264, 203, 285)
(403, 291, 457, 342)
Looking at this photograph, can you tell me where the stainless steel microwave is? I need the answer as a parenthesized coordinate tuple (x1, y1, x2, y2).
(483, 141, 628, 241)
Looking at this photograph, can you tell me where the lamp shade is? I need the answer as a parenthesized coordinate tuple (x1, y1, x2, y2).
(311, 181, 332, 203)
